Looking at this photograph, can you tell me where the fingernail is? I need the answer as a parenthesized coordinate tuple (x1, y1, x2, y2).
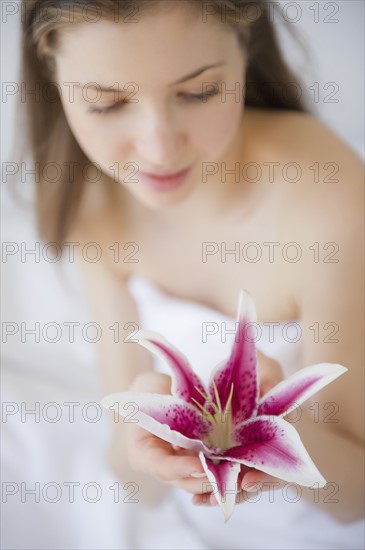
(190, 472, 206, 478)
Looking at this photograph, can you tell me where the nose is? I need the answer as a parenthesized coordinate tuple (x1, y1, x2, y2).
(134, 103, 184, 166)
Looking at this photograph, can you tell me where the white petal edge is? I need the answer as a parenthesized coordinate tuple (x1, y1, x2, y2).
(101, 391, 212, 454)
(237, 289, 258, 324)
(258, 362, 348, 417)
(126, 329, 206, 398)
(199, 452, 241, 522)
(223, 415, 327, 488)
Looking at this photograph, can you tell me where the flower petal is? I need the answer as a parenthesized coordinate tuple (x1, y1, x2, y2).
(128, 330, 207, 408)
(209, 290, 259, 423)
(225, 416, 326, 487)
(199, 452, 241, 522)
(101, 391, 213, 453)
(257, 363, 348, 417)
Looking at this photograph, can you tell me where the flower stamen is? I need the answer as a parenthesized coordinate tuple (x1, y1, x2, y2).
(194, 386, 220, 415)
(191, 382, 236, 450)
(224, 383, 234, 436)
(191, 397, 217, 424)
(225, 383, 234, 416)
(212, 380, 223, 415)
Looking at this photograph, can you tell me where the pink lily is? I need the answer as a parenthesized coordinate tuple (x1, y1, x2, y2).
(101, 290, 347, 521)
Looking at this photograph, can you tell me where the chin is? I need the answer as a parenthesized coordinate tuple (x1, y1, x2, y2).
(126, 179, 197, 209)
(142, 190, 193, 209)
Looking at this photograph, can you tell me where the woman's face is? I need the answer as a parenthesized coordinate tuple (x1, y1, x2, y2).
(55, 3, 246, 209)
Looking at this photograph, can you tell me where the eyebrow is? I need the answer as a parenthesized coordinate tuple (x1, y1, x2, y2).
(169, 61, 226, 86)
(76, 62, 226, 93)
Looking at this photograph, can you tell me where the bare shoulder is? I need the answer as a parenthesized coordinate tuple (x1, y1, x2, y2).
(247, 108, 364, 309)
(253, 107, 363, 167)
(255, 108, 364, 237)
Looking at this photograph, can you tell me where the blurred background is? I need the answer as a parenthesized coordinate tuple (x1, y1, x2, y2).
(1, 1, 364, 549)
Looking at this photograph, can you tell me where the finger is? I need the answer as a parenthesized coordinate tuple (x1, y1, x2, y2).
(241, 469, 286, 491)
(190, 464, 251, 506)
(126, 418, 206, 480)
(133, 435, 205, 482)
(192, 492, 218, 506)
(192, 488, 247, 507)
(168, 476, 212, 494)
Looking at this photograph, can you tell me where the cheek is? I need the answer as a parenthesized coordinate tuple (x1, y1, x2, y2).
(61, 101, 117, 166)
(190, 97, 243, 160)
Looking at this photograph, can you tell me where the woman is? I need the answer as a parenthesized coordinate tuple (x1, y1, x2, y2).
(18, 0, 363, 547)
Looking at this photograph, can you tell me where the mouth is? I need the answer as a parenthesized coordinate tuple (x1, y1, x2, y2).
(138, 165, 193, 192)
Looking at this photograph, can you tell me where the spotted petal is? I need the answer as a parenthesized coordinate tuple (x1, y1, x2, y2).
(101, 391, 213, 453)
(199, 452, 241, 522)
(208, 290, 259, 424)
(257, 363, 348, 418)
(128, 330, 207, 408)
(224, 415, 326, 487)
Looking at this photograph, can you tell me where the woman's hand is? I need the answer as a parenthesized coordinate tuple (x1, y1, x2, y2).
(125, 351, 286, 507)
(125, 371, 214, 498)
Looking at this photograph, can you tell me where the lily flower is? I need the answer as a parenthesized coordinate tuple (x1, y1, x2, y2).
(101, 290, 347, 521)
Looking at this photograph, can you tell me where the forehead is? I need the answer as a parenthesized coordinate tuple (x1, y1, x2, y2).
(55, 8, 239, 86)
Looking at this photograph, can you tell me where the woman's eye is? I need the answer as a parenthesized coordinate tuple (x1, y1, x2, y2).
(88, 101, 127, 115)
(88, 89, 219, 116)
(183, 90, 220, 102)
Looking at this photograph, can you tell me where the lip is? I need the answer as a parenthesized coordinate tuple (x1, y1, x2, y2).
(138, 166, 192, 192)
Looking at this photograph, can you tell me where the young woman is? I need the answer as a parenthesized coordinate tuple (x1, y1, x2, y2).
(18, 0, 364, 547)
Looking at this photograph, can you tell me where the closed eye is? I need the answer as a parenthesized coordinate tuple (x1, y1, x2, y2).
(183, 89, 220, 103)
(87, 89, 220, 115)
(88, 100, 128, 115)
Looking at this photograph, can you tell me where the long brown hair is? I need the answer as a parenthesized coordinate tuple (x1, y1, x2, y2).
(17, 0, 312, 245)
